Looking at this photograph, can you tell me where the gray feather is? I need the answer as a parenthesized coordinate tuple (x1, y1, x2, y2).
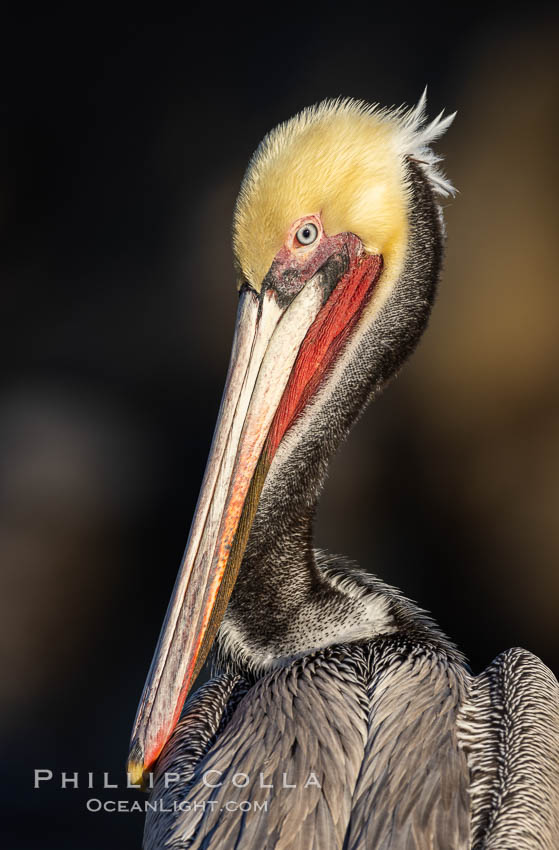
(458, 647, 559, 849)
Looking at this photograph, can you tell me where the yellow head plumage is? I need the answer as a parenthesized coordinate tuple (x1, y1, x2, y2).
(233, 93, 455, 291)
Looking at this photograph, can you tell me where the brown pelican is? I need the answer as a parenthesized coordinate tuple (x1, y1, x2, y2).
(128, 94, 559, 848)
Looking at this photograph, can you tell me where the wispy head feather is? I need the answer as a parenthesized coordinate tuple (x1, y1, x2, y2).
(234, 92, 455, 288)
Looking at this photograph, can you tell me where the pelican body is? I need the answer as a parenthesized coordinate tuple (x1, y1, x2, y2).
(128, 96, 559, 849)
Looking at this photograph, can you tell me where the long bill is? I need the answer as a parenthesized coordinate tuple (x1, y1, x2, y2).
(127, 246, 382, 784)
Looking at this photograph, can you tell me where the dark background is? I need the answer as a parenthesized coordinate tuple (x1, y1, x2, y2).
(2, 3, 559, 847)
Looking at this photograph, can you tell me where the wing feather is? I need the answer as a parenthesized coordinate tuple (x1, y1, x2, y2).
(157, 646, 369, 849)
(458, 647, 559, 849)
(145, 639, 472, 849)
(344, 639, 471, 850)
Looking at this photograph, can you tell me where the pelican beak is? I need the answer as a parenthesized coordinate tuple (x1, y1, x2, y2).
(127, 232, 382, 785)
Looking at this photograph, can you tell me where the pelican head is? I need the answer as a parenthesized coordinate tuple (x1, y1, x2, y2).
(128, 93, 455, 784)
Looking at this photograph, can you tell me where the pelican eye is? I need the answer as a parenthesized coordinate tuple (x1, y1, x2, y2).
(295, 222, 318, 246)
